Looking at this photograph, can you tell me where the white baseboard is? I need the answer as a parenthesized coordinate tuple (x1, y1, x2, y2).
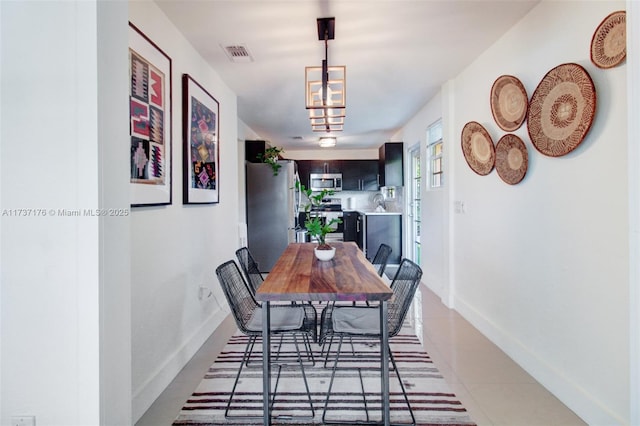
(454, 296, 624, 426)
(131, 308, 229, 422)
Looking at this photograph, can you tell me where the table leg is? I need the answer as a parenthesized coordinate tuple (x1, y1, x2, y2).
(380, 300, 390, 426)
(262, 301, 271, 426)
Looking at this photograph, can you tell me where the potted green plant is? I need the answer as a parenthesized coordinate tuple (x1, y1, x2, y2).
(257, 146, 284, 176)
(296, 181, 342, 261)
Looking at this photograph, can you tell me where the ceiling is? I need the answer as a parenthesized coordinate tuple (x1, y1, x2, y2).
(155, 0, 540, 151)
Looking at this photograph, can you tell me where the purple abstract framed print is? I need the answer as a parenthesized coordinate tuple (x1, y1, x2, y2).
(182, 74, 220, 204)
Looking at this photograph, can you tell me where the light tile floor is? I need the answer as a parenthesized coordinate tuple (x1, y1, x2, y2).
(136, 284, 587, 426)
(418, 286, 586, 426)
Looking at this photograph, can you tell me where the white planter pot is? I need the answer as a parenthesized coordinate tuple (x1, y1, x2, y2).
(314, 246, 336, 261)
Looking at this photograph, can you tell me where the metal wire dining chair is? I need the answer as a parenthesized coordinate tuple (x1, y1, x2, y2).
(235, 246, 315, 366)
(318, 258, 423, 425)
(215, 260, 317, 420)
(319, 243, 393, 359)
(235, 246, 264, 295)
(371, 243, 392, 278)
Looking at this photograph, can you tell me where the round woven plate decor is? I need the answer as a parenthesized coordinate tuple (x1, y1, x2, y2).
(591, 10, 626, 69)
(495, 134, 528, 185)
(527, 63, 596, 157)
(461, 121, 495, 176)
(490, 75, 528, 132)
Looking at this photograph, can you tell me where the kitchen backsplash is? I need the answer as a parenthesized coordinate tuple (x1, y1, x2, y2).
(334, 187, 404, 213)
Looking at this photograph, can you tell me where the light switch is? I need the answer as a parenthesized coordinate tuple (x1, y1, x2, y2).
(11, 416, 36, 426)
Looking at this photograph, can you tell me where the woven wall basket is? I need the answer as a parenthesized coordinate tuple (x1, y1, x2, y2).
(526, 63, 596, 157)
(495, 134, 528, 185)
(490, 75, 528, 132)
(461, 121, 495, 175)
(591, 10, 626, 69)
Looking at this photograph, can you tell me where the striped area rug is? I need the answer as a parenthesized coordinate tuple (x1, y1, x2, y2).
(173, 330, 476, 426)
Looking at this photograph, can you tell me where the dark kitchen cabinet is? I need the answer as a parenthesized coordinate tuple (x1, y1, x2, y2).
(356, 214, 364, 249)
(340, 160, 379, 191)
(342, 211, 359, 242)
(245, 140, 268, 163)
(360, 214, 402, 264)
(296, 161, 311, 188)
(378, 142, 404, 187)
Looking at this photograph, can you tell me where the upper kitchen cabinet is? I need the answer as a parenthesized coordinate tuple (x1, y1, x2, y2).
(245, 140, 269, 163)
(340, 160, 379, 191)
(378, 142, 404, 187)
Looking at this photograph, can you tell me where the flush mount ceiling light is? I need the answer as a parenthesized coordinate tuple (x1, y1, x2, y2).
(305, 17, 346, 133)
(319, 136, 337, 148)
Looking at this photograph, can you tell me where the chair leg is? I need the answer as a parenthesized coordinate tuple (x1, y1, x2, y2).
(357, 365, 371, 423)
(323, 335, 371, 424)
(322, 337, 417, 426)
(270, 333, 315, 420)
(323, 335, 357, 369)
(322, 335, 343, 423)
(249, 333, 315, 368)
(225, 332, 316, 421)
(243, 333, 286, 368)
(322, 334, 335, 368)
(243, 335, 260, 368)
(225, 336, 263, 420)
(389, 345, 416, 425)
(294, 334, 315, 418)
(303, 334, 316, 366)
(244, 334, 288, 368)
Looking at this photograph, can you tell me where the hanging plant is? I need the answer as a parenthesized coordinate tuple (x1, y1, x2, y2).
(257, 146, 284, 176)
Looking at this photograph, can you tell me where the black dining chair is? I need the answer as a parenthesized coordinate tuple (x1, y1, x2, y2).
(235, 246, 315, 366)
(215, 260, 317, 420)
(319, 243, 394, 359)
(363, 243, 392, 307)
(318, 258, 423, 425)
(370, 243, 392, 278)
(235, 246, 264, 295)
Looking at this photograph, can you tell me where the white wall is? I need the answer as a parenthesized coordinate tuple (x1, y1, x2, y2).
(399, 90, 453, 302)
(401, 1, 629, 424)
(627, 2, 640, 424)
(97, 2, 133, 423)
(128, 2, 239, 421)
(1, 1, 131, 425)
(284, 148, 379, 160)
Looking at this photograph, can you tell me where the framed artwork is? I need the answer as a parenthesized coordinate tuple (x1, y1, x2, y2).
(182, 74, 220, 204)
(129, 23, 172, 206)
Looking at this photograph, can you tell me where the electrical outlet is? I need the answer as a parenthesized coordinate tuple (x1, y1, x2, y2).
(198, 286, 212, 300)
(11, 416, 36, 426)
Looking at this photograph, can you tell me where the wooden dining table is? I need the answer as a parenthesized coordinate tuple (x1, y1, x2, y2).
(255, 241, 394, 426)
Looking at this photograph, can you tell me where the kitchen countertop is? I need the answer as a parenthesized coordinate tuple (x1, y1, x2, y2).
(344, 209, 402, 216)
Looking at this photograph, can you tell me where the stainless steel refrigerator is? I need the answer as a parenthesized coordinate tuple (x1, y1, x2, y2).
(246, 161, 298, 272)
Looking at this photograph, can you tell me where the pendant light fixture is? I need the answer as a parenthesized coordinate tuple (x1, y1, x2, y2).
(305, 17, 346, 133)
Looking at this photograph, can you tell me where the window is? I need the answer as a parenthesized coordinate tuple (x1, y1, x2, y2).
(408, 145, 421, 264)
(427, 120, 443, 189)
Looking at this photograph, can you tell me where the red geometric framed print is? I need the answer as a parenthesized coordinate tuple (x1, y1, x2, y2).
(129, 23, 172, 206)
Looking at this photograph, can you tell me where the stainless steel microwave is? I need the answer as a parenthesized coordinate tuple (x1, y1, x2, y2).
(309, 173, 342, 192)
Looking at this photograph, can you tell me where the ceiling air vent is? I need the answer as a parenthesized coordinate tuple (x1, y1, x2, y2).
(222, 44, 254, 63)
